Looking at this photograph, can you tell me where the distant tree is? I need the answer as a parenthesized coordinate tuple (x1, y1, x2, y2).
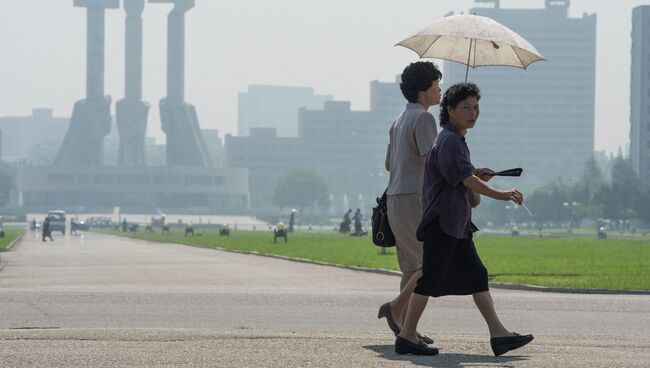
(527, 180, 571, 227)
(583, 155, 605, 183)
(635, 187, 650, 227)
(573, 155, 605, 204)
(609, 156, 639, 220)
(273, 170, 330, 212)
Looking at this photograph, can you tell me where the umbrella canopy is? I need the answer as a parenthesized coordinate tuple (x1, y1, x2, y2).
(397, 14, 545, 80)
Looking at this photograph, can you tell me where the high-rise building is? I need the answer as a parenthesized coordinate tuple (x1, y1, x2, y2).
(0, 109, 69, 163)
(237, 85, 332, 137)
(630, 6, 650, 180)
(370, 76, 404, 118)
(226, 78, 407, 210)
(444, 0, 596, 179)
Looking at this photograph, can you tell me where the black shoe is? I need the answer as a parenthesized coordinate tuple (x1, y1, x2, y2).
(490, 333, 534, 356)
(395, 336, 439, 356)
(417, 333, 434, 345)
(377, 302, 401, 336)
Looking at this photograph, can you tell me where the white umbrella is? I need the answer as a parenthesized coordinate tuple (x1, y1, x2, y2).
(397, 14, 545, 82)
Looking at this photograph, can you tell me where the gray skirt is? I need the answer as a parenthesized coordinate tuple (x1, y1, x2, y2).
(387, 193, 423, 273)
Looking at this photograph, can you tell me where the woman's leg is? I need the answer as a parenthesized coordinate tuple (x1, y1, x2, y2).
(472, 291, 512, 338)
(390, 269, 420, 325)
(397, 292, 429, 343)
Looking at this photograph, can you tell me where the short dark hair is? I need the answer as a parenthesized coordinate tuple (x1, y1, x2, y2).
(399, 61, 442, 103)
(439, 83, 481, 127)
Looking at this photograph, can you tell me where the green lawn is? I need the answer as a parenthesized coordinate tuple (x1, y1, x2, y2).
(96, 228, 650, 291)
(0, 226, 26, 250)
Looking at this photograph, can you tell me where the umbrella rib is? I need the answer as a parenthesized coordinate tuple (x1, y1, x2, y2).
(512, 47, 527, 69)
(420, 36, 441, 58)
(473, 37, 478, 68)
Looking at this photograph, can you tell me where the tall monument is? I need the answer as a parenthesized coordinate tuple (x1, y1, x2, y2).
(54, 0, 119, 166)
(116, 0, 150, 166)
(150, 0, 213, 167)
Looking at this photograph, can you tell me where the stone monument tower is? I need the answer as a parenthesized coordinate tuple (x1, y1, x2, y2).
(116, 0, 150, 166)
(54, 0, 119, 166)
(150, 0, 213, 167)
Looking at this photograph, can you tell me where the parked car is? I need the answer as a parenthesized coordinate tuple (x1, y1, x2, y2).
(47, 210, 66, 234)
(75, 220, 89, 231)
(87, 216, 112, 228)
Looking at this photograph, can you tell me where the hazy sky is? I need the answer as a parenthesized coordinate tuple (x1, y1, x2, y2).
(0, 0, 648, 154)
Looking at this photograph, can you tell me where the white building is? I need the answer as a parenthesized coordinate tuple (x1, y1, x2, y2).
(237, 85, 332, 137)
(17, 165, 249, 211)
(630, 5, 650, 180)
(444, 0, 596, 179)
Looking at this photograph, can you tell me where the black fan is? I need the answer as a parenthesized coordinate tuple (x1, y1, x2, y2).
(491, 168, 523, 177)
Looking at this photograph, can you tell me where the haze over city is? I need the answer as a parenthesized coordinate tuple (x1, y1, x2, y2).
(1, 2, 650, 366)
(0, 0, 647, 154)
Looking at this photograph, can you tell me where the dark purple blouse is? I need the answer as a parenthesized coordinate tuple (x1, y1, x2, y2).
(417, 124, 476, 240)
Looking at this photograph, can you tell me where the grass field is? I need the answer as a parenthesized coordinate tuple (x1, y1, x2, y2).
(0, 226, 26, 250)
(97, 228, 650, 291)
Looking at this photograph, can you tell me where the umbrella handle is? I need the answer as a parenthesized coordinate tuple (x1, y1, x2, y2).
(465, 39, 473, 83)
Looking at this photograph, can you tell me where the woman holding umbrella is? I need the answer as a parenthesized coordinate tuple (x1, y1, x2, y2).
(394, 83, 533, 356)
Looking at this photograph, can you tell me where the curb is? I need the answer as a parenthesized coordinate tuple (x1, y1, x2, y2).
(5, 232, 25, 252)
(102, 232, 650, 296)
(488, 282, 650, 295)
(211, 246, 405, 278)
(0, 232, 25, 272)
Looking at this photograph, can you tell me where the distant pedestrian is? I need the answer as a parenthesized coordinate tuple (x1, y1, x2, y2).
(353, 209, 363, 234)
(395, 83, 533, 356)
(340, 209, 352, 234)
(42, 217, 53, 242)
(70, 218, 78, 235)
(122, 218, 128, 232)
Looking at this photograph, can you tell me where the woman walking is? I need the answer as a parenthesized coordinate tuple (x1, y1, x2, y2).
(378, 61, 441, 345)
(42, 217, 53, 242)
(394, 83, 533, 356)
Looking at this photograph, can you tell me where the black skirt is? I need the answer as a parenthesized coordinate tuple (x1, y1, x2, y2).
(414, 217, 489, 297)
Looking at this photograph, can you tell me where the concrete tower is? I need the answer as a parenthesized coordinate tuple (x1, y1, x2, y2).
(149, 0, 213, 167)
(116, 0, 150, 166)
(630, 6, 650, 179)
(54, 0, 119, 166)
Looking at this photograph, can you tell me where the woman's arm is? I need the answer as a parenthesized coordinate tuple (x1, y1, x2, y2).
(462, 175, 523, 205)
(385, 144, 391, 171)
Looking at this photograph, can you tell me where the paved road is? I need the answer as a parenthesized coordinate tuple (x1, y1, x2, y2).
(0, 231, 649, 367)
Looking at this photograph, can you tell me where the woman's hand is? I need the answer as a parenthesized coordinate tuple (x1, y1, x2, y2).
(474, 168, 495, 182)
(463, 176, 523, 204)
(498, 189, 523, 205)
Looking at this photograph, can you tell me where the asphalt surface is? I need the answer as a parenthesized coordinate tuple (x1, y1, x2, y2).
(0, 231, 648, 367)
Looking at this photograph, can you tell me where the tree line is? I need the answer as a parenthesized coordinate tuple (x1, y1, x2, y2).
(474, 155, 650, 229)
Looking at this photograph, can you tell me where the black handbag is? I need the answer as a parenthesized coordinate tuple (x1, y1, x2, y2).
(371, 190, 395, 247)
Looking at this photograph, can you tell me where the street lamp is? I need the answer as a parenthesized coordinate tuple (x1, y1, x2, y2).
(562, 201, 578, 233)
